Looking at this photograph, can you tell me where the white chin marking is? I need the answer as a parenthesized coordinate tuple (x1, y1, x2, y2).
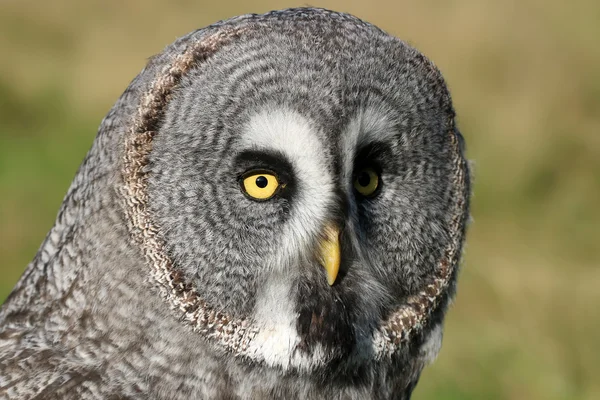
(419, 323, 443, 365)
(246, 276, 327, 371)
(247, 274, 299, 368)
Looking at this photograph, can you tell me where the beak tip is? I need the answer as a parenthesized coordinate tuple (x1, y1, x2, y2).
(318, 222, 342, 287)
(322, 256, 340, 287)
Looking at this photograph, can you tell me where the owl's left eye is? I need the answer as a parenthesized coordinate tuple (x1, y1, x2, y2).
(353, 167, 380, 197)
(241, 171, 281, 200)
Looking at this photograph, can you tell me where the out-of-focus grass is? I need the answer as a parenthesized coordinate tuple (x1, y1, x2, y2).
(0, 1, 598, 399)
(0, 82, 96, 294)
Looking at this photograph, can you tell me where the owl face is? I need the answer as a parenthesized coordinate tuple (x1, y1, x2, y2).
(141, 14, 466, 370)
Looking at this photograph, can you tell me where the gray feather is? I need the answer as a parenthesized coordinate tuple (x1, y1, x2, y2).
(0, 8, 470, 399)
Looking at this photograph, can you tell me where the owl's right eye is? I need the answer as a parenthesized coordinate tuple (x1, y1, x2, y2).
(241, 171, 281, 201)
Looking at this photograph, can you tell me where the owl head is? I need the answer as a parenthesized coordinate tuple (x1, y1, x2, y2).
(120, 8, 470, 373)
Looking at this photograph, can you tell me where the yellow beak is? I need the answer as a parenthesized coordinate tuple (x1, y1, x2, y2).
(317, 222, 341, 286)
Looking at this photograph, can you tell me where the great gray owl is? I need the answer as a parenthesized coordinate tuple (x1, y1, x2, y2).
(0, 8, 470, 399)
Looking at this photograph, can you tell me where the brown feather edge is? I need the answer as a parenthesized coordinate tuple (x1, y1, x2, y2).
(120, 28, 469, 361)
(374, 117, 469, 358)
(121, 27, 259, 357)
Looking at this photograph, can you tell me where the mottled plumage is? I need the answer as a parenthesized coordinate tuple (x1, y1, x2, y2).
(0, 8, 470, 399)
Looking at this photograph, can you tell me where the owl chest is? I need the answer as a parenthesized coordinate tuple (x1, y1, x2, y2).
(134, 357, 419, 400)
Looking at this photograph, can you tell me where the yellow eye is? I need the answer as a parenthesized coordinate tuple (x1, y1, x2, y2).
(353, 167, 380, 197)
(242, 172, 280, 200)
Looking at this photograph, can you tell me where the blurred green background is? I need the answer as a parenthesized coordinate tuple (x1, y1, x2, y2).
(0, 0, 598, 399)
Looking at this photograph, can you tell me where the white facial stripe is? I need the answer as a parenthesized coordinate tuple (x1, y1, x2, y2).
(341, 106, 399, 181)
(356, 106, 399, 147)
(241, 107, 334, 369)
(242, 107, 335, 252)
(341, 106, 399, 255)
